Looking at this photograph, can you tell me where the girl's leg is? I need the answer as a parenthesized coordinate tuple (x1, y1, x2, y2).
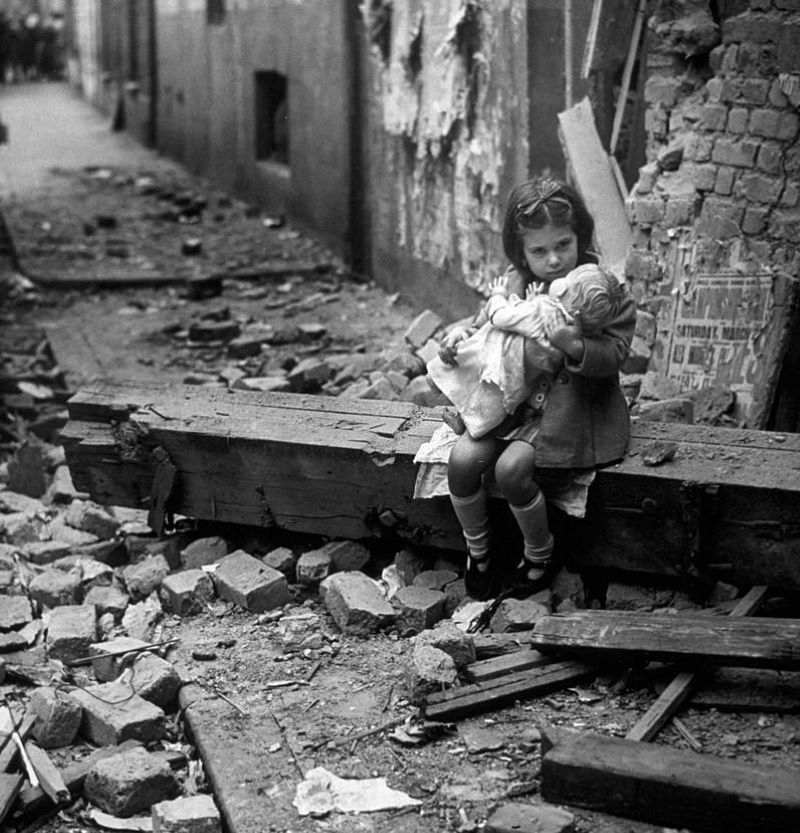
(494, 442, 554, 583)
(448, 432, 499, 599)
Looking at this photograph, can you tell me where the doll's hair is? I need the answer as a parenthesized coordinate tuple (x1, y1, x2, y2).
(502, 178, 596, 280)
(555, 263, 623, 335)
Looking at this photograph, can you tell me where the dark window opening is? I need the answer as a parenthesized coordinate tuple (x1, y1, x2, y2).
(207, 0, 226, 26)
(255, 71, 289, 165)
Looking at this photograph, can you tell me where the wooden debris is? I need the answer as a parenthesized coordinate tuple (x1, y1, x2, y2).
(540, 725, 800, 833)
(423, 660, 597, 722)
(531, 609, 800, 670)
(23, 742, 69, 805)
(626, 586, 769, 742)
(0, 773, 23, 827)
(466, 648, 553, 683)
(61, 383, 800, 588)
(557, 96, 632, 269)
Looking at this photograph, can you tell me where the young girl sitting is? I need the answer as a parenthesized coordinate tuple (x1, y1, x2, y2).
(427, 262, 625, 439)
(437, 177, 635, 600)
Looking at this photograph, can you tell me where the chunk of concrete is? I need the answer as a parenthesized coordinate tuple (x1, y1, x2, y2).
(65, 500, 120, 539)
(318, 540, 371, 572)
(319, 571, 396, 636)
(489, 597, 549, 633)
(486, 800, 575, 833)
(46, 604, 97, 662)
(84, 745, 179, 818)
(70, 681, 166, 746)
(393, 586, 447, 634)
(412, 569, 459, 591)
(213, 549, 289, 612)
(123, 553, 171, 599)
(90, 636, 149, 682)
(21, 540, 72, 566)
(414, 621, 476, 669)
(405, 642, 458, 704)
(29, 685, 83, 748)
(129, 653, 181, 709)
(261, 546, 295, 578)
(295, 549, 333, 585)
(152, 794, 221, 833)
(179, 536, 228, 570)
(404, 309, 443, 350)
(29, 568, 82, 608)
(159, 569, 215, 616)
(0, 594, 33, 631)
(84, 584, 130, 621)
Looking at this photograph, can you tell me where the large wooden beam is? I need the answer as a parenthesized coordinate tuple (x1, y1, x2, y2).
(540, 725, 800, 833)
(61, 382, 800, 587)
(530, 610, 800, 670)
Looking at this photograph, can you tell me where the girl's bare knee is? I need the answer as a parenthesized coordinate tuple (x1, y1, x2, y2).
(495, 444, 538, 501)
(448, 434, 496, 496)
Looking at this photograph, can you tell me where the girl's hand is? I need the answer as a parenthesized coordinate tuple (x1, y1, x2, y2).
(524, 282, 544, 301)
(489, 274, 510, 298)
(439, 327, 468, 365)
(546, 311, 585, 363)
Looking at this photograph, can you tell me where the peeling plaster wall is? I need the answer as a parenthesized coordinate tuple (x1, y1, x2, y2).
(623, 0, 800, 426)
(360, 0, 529, 318)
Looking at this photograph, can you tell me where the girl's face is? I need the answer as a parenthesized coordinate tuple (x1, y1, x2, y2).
(521, 223, 578, 284)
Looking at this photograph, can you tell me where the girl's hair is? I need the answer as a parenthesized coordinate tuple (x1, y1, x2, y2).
(502, 178, 596, 280)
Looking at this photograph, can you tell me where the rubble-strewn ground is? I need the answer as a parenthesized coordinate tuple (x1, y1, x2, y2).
(3, 151, 800, 833)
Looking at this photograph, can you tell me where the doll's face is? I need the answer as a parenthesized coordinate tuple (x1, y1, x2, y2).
(521, 223, 578, 284)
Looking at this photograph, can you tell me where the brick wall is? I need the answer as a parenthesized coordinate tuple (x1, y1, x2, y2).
(622, 0, 800, 426)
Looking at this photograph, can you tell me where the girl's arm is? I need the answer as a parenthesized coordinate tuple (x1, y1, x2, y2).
(547, 292, 635, 377)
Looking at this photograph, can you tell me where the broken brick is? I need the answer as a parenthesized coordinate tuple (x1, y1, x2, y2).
(65, 500, 120, 539)
(320, 571, 396, 636)
(130, 653, 181, 709)
(159, 569, 215, 615)
(70, 681, 166, 746)
(152, 794, 222, 833)
(0, 595, 34, 631)
(84, 584, 130, 621)
(29, 686, 83, 748)
(404, 309, 443, 350)
(84, 745, 179, 818)
(213, 550, 289, 612)
(393, 586, 447, 634)
(29, 568, 81, 608)
(123, 553, 171, 599)
(295, 549, 333, 585)
(90, 636, 149, 682)
(46, 604, 97, 662)
(180, 536, 228, 570)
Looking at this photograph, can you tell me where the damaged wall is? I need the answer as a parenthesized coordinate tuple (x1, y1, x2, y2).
(153, 0, 353, 255)
(624, 0, 800, 427)
(358, 0, 529, 318)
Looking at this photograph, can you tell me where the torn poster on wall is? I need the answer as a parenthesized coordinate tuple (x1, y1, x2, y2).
(664, 270, 789, 425)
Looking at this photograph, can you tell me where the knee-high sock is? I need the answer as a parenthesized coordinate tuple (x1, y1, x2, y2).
(450, 487, 490, 564)
(509, 491, 553, 563)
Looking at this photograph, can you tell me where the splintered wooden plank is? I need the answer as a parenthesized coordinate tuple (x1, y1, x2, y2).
(423, 661, 597, 721)
(626, 586, 770, 742)
(531, 610, 800, 670)
(540, 725, 800, 833)
(558, 96, 632, 269)
(466, 648, 554, 683)
(23, 743, 69, 805)
(0, 773, 23, 826)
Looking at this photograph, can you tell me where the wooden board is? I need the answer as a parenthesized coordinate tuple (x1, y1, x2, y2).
(466, 648, 552, 683)
(557, 96, 632, 270)
(540, 725, 800, 833)
(530, 610, 800, 670)
(61, 382, 800, 587)
(625, 585, 769, 742)
(0, 773, 23, 827)
(423, 660, 597, 721)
